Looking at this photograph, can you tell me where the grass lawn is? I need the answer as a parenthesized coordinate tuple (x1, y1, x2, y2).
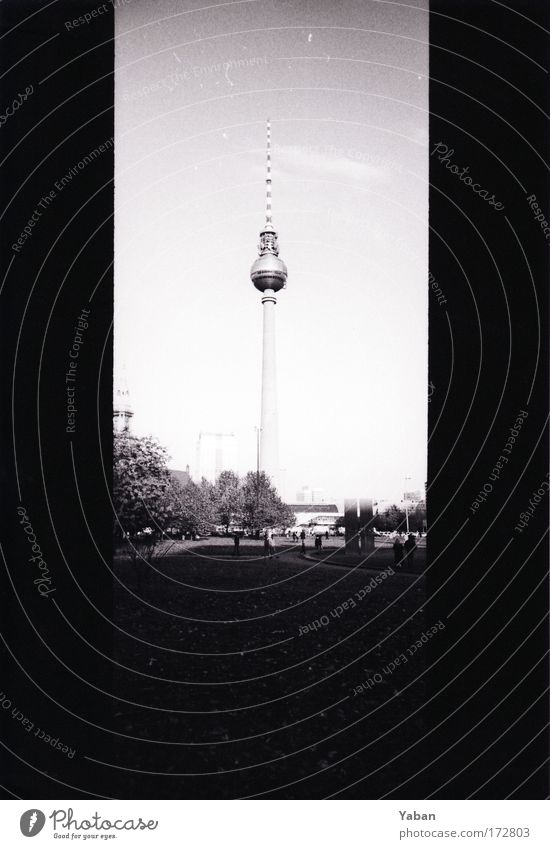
(110, 541, 430, 798)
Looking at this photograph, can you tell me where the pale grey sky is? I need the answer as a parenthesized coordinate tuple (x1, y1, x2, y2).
(114, 0, 429, 504)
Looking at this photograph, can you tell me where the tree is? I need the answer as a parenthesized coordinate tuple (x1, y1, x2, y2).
(379, 504, 407, 531)
(113, 433, 184, 584)
(175, 477, 217, 535)
(163, 476, 190, 536)
(214, 470, 244, 533)
(113, 432, 176, 539)
(114, 435, 297, 549)
(241, 471, 295, 532)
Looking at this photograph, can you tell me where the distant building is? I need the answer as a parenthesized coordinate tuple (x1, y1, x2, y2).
(195, 431, 237, 483)
(113, 371, 133, 433)
(286, 503, 339, 529)
(404, 489, 423, 505)
(296, 485, 326, 503)
(171, 466, 191, 488)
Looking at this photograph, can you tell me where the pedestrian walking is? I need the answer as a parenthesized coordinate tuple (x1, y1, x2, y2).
(263, 531, 270, 558)
(233, 532, 240, 557)
(300, 529, 306, 553)
(268, 533, 277, 559)
(393, 535, 404, 566)
(404, 533, 417, 566)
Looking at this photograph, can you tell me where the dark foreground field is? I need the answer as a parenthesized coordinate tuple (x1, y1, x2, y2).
(110, 539, 429, 798)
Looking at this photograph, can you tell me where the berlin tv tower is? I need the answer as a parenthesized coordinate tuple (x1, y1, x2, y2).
(250, 119, 288, 490)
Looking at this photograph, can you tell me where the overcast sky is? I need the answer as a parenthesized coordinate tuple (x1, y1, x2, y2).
(114, 0, 429, 504)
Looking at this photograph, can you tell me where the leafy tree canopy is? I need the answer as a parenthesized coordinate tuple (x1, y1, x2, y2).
(240, 471, 295, 531)
(214, 470, 244, 533)
(114, 432, 295, 539)
(113, 433, 176, 537)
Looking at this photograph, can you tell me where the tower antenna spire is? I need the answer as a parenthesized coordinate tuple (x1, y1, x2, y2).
(266, 117, 272, 226)
(257, 118, 279, 255)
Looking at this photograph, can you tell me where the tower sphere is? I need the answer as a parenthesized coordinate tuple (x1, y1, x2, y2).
(251, 251, 288, 292)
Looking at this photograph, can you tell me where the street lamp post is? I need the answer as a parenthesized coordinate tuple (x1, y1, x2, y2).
(279, 467, 287, 503)
(404, 476, 411, 534)
(255, 426, 262, 538)
(255, 426, 261, 481)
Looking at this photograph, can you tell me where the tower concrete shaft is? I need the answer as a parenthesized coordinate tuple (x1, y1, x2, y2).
(260, 290, 279, 486)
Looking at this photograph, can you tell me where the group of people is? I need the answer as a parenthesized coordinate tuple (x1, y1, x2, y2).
(232, 531, 277, 558)
(231, 530, 294, 558)
(233, 528, 419, 566)
(393, 533, 417, 567)
(269, 529, 325, 555)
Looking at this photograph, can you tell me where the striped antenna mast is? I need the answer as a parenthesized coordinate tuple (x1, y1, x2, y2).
(257, 118, 279, 256)
(265, 117, 272, 225)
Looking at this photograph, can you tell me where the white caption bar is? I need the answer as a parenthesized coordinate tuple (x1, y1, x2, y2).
(2, 800, 550, 848)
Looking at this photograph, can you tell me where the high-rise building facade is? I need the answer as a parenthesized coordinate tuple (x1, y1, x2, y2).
(195, 431, 237, 483)
(296, 485, 326, 504)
